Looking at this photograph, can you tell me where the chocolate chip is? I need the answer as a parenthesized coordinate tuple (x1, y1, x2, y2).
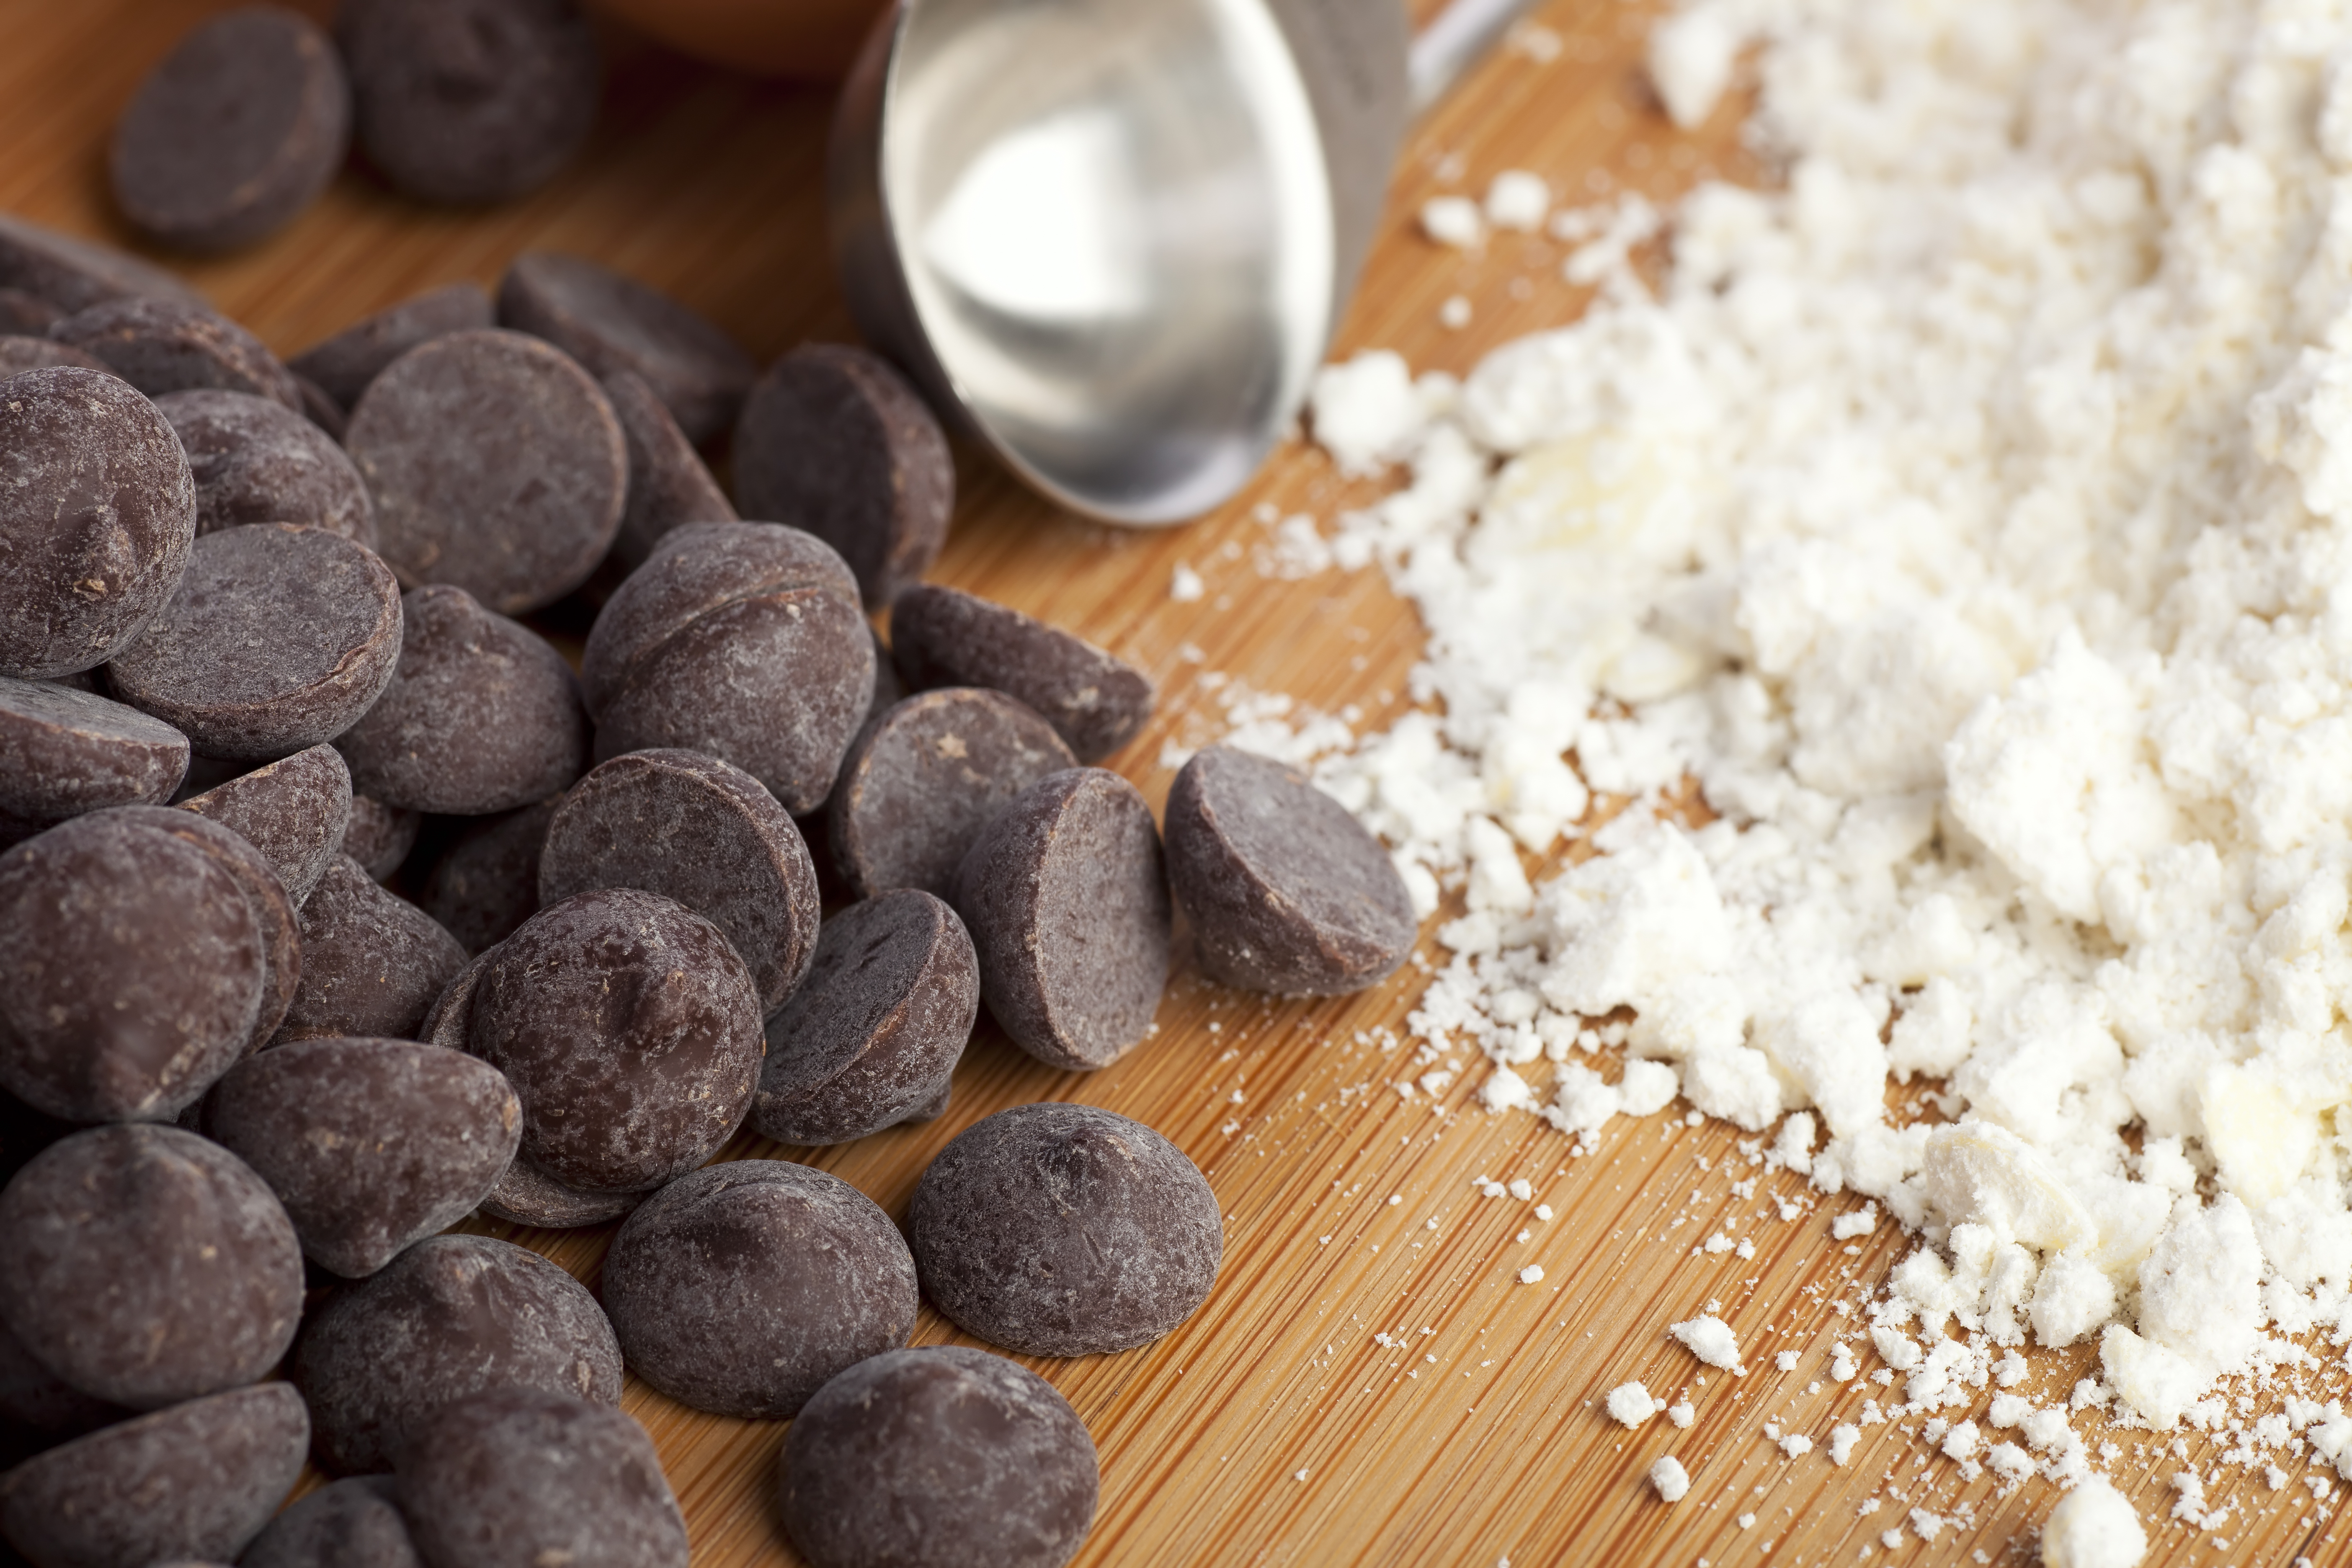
(396, 1389, 684, 1568)
(50, 297, 302, 410)
(109, 8, 350, 253)
(467, 887, 762, 1192)
(288, 283, 493, 410)
(176, 742, 353, 907)
(0, 366, 196, 680)
(0, 676, 188, 836)
(0, 335, 107, 376)
(154, 389, 374, 544)
(0, 1125, 303, 1409)
(0, 291, 58, 335)
(828, 688, 1077, 901)
(949, 768, 1170, 1070)
(292, 1233, 621, 1476)
(0, 211, 206, 316)
(205, 1038, 521, 1278)
(121, 804, 303, 1056)
(582, 523, 873, 814)
(240, 1475, 420, 1568)
(335, 585, 590, 815)
(339, 0, 601, 206)
(891, 585, 1155, 763)
(733, 344, 952, 608)
(347, 329, 627, 614)
(751, 890, 976, 1146)
(1164, 745, 1417, 995)
(779, 1346, 1099, 1568)
(417, 794, 559, 953)
(341, 793, 420, 879)
(602, 1160, 917, 1419)
(0, 1384, 308, 1568)
(0, 808, 270, 1122)
(498, 253, 754, 446)
(909, 1103, 1221, 1357)
(539, 749, 819, 1015)
(276, 855, 467, 1044)
(603, 368, 734, 571)
(105, 524, 404, 763)
(421, 964, 632, 1241)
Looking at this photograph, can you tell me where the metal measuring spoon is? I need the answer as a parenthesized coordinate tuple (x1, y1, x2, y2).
(828, 0, 1540, 526)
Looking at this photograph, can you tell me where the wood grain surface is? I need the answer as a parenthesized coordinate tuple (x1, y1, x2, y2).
(3, 2, 2344, 1565)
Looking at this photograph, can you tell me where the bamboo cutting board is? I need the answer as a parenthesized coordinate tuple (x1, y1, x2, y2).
(3, 2, 2345, 1564)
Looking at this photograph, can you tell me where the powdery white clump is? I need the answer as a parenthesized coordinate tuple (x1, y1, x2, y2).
(1828, 1424, 1858, 1465)
(1606, 1380, 1662, 1426)
(1420, 196, 1484, 250)
(1485, 171, 1552, 233)
(2039, 1477, 2146, 1568)
(1670, 1315, 1743, 1374)
(1666, 1400, 1694, 1428)
(1309, 0, 2352, 1437)
(1648, 1455, 1690, 1502)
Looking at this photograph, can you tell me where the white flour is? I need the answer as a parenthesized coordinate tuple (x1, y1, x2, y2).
(1294, 0, 2352, 1548)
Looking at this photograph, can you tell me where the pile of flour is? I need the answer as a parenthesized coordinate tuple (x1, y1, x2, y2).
(1306, 0, 2352, 1460)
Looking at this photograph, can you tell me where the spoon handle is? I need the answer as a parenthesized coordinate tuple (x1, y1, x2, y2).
(1407, 0, 1547, 114)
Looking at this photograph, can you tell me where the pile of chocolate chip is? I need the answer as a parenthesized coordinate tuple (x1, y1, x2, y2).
(0, 7, 1425, 1568)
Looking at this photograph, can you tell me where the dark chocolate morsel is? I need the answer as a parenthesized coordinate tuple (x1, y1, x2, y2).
(49, 297, 303, 411)
(1164, 745, 1417, 995)
(396, 1389, 685, 1568)
(108, 7, 350, 253)
(105, 524, 404, 763)
(733, 344, 952, 608)
(425, 957, 637, 1231)
(0, 676, 188, 832)
(751, 890, 976, 1146)
(417, 794, 559, 954)
(948, 768, 1170, 1071)
(539, 749, 819, 1014)
(467, 887, 762, 1192)
(338, 0, 601, 207)
(291, 1233, 622, 1477)
(601, 1160, 917, 1419)
(155, 389, 374, 544)
(0, 1384, 307, 1568)
(827, 688, 1077, 901)
(0, 211, 206, 315)
(779, 1346, 1099, 1568)
(342, 794, 420, 879)
(582, 522, 874, 814)
(346, 330, 626, 615)
(498, 253, 755, 446)
(116, 804, 302, 1056)
(335, 585, 590, 815)
(288, 283, 493, 410)
(602, 368, 734, 571)
(205, 1037, 521, 1278)
(0, 365, 196, 680)
(276, 855, 467, 1044)
(0, 291, 59, 335)
(176, 743, 353, 908)
(909, 1102, 1222, 1357)
(0, 1124, 304, 1410)
(0, 335, 108, 377)
(240, 1475, 420, 1568)
(0, 808, 266, 1122)
(891, 584, 1155, 763)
